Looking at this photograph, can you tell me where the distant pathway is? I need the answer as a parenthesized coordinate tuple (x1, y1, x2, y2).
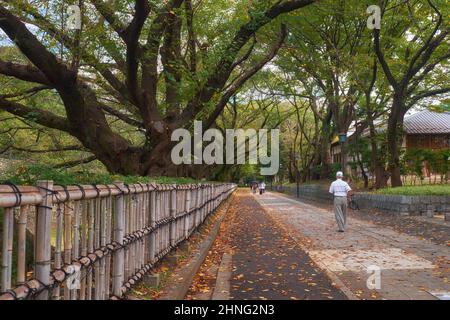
(254, 192, 450, 300)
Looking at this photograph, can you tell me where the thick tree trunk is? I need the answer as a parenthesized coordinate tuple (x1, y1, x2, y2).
(367, 109, 388, 189)
(318, 115, 332, 179)
(387, 97, 406, 187)
(89, 135, 178, 177)
(353, 130, 368, 188)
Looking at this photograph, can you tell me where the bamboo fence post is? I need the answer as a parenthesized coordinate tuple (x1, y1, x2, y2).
(193, 187, 198, 234)
(35, 180, 53, 300)
(164, 190, 169, 251)
(79, 200, 88, 300)
(63, 202, 72, 300)
(124, 193, 130, 280)
(159, 190, 163, 255)
(136, 192, 141, 270)
(139, 191, 145, 269)
(184, 188, 191, 240)
(206, 186, 210, 219)
(71, 201, 81, 300)
(17, 206, 29, 285)
(112, 182, 125, 298)
(7, 208, 14, 289)
(93, 197, 101, 300)
(202, 186, 206, 222)
(141, 190, 146, 268)
(170, 185, 177, 247)
(1, 207, 13, 291)
(104, 194, 112, 298)
(99, 197, 106, 300)
(149, 190, 156, 264)
(155, 189, 161, 260)
(194, 186, 200, 229)
(201, 186, 205, 225)
(131, 190, 136, 274)
(86, 199, 95, 300)
(53, 204, 63, 299)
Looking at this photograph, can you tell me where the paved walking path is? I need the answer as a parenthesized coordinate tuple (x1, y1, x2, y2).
(218, 190, 347, 300)
(254, 192, 450, 300)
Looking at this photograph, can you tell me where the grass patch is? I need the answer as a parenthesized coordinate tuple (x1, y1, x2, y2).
(375, 184, 450, 196)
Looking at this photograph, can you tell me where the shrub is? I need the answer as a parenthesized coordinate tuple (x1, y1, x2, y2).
(0, 164, 201, 186)
(375, 184, 450, 196)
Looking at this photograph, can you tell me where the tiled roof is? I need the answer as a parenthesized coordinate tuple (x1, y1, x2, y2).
(404, 110, 450, 134)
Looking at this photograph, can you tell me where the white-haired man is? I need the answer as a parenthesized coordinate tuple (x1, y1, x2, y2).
(329, 171, 352, 232)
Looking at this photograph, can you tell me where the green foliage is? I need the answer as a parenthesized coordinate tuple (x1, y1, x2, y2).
(402, 148, 450, 180)
(1, 164, 201, 186)
(311, 163, 341, 180)
(375, 184, 450, 196)
(348, 137, 372, 172)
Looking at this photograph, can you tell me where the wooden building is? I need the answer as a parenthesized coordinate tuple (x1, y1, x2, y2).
(403, 110, 450, 150)
(330, 110, 450, 178)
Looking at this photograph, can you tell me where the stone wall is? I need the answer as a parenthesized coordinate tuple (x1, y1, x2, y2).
(270, 184, 450, 217)
(271, 185, 333, 203)
(353, 193, 450, 216)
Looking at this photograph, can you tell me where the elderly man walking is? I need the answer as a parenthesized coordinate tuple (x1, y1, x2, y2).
(329, 171, 352, 232)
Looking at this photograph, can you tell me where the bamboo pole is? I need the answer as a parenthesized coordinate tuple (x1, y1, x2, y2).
(17, 206, 28, 285)
(7, 208, 13, 288)
(131, 193, 136, 275)
(63, 202, 73, 300)
(124, 194, 130, 280)
(99, 198, 106, 300)
(149, 191, 156, 264)
(79, 200, 88, 300)
(86, 199, 94, 299)
(71, 201, 81, 300)
(139, 192, 144, 270)
(155, 190, 161, 260)
(104, 195, 112, 298)
(1, 207, 13, 291)
(35, 180, 53, 300)
(170, 186, 177, 247)
(184, 189, 191, 239)
(164, 190, 168, 252)
(197, 187, 202, 228)
(52, 205, 63, 299)
(112, 182, 125, 298)
(94, 197, 101, 300)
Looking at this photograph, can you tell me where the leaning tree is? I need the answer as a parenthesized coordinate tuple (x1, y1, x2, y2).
(0, 0, 315, 176)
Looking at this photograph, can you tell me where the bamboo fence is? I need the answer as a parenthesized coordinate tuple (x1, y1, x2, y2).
(0, 181, 236, 300)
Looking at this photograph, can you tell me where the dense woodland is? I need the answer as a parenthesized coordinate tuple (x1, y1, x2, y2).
(0, 0, 448, 187)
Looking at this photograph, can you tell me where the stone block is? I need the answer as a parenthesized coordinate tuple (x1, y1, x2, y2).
(166, 254, 180, 265)
(177, 241, 190, 252)
(143, 273, 160, 287)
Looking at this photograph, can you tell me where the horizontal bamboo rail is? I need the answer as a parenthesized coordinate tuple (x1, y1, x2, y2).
(0, 181, 236, 300)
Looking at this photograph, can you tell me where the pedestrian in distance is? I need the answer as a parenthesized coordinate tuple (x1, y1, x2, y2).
(252, 182, 258, 194)
(329, 171, 352, 232)
(258, 181, 266, 195)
